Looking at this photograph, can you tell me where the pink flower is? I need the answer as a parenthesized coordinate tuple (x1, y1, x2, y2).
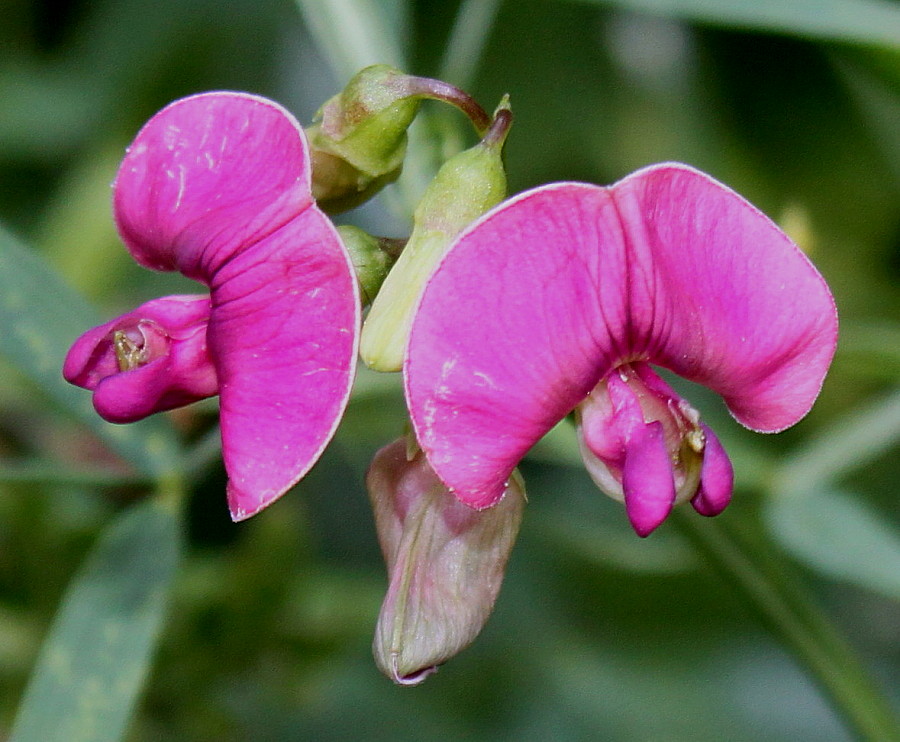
(64, 92, 360, 521)
(404, 163, 837, 536)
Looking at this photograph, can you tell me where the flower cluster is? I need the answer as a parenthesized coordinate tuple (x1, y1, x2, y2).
(64, 68, 837, 683)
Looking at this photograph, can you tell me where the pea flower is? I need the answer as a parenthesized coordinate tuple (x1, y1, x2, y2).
(64, 92, 360, 521)
(404, 163, 838, 536)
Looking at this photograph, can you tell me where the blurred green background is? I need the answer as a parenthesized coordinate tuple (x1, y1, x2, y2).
(1, 0, 898, 740)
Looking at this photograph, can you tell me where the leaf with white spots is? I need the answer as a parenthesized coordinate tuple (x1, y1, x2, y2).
(10, 496, 182, 742)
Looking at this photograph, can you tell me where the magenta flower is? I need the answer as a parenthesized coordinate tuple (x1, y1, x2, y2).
(405, 163, 837, 536)
(64, 92, 360, 521)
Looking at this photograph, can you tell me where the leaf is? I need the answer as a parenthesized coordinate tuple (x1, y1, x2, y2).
(772, 389, 900, 497)
(561, 0, 900, 49)
(10, 495, 183, 742)
(438, 0, 504, 88)
(0, 224, 179, 476)
(766, 488, 900, 600)
(295, 0, 409, 79)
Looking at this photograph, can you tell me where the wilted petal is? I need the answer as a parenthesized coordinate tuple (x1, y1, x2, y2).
(212, 209, 360, 521)
(368, 438, 524, 685)
(63, 295, 216, 423)
(113, 92, 315, 279)
(406, 164, 836, 508)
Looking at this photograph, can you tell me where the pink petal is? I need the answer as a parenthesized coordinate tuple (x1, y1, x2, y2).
(406, 164, 836, 507)
(611, 163, 838, 432)
(63, 295, 216, 423)
(211, 209, 360, 521)
(406, 184, 627, 508)
(113, 92, 314, 280)
(621, 421, 676, 537)
(691, 424, 734, 516)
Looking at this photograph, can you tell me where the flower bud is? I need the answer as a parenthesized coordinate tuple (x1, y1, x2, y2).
(63, 295, 217, 423)
(367, 438, 524, 685)
(359, 100, 512, 372)
(308, 65, 491, 214)
(335, 225, 404, 306)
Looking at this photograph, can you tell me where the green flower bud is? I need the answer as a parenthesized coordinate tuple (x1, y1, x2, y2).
(359, 99, 513, 372)
(336, 225, 404, 306)
(308, 65, 491, 214)
(368, 438, 525, 685)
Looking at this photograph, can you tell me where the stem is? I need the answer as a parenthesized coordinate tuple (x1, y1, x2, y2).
(482, 103, 513, 148)
(405, 76, 491, 134)
(0, 460, 152, 488)
(672, 509, 900, 742)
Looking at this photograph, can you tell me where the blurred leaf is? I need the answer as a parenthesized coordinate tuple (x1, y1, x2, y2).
(541, 512, 698, 573)
(295, 0, 408, 78)
(562, 0, 900, 48)
(832, 50, 900, 185)
(0, 224, 180, 476)
(35, 143, 128, 302)
(832, 321, 900, 383)
(772, 389, 900, 497)
(10, 495, 183, 742)
(438, 0, 503, 88)
(766, 488, 900, 600)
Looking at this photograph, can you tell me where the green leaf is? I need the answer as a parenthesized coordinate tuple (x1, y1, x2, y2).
(295, 0, 409, 79)
(10, 495, 183, 742)
(0, 224, 179, 476)
(772, 389, 900, 497)
(438, 0, 504, 88)
(560, 0, 900, 48)
(766, 489, 900, 600)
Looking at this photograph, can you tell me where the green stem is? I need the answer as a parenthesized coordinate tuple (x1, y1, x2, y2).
(672, 509, 900, 742)
(0, 460, 152, 488)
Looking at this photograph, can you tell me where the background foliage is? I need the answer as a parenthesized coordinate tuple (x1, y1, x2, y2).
(1, 0, 898, 740)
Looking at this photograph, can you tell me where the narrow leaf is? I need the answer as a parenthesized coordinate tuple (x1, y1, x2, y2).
(439, 0, 504, 88)
(0, 224, 179, 476)
(295, 0, 408, 79)
(561, 0, 900, 49)
(766, 489, 900, 600)
(10, 496, 183, 742)
(772, 389, 900, 496)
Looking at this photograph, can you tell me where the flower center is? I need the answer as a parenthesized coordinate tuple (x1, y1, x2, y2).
(576, 362, 706, 505)
(113, 329, 148, 371)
